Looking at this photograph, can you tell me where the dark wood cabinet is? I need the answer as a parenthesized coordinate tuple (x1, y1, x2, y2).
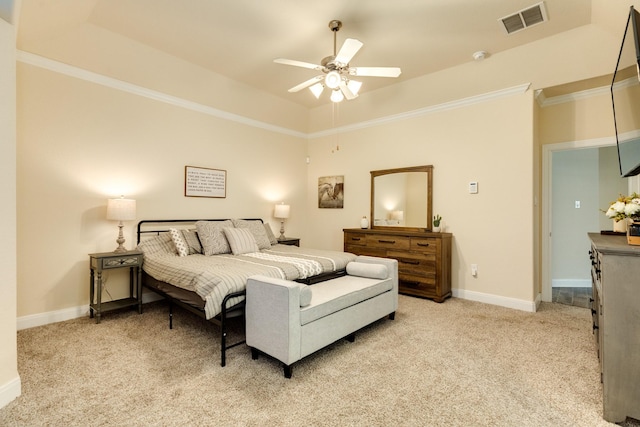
(344, 228, 452, 302)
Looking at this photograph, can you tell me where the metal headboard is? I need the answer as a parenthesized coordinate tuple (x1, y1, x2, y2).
(136, 218, 264, 244)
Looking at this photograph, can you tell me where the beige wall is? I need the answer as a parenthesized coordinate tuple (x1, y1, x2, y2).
(306, 89, 536, 303)
(0, 12, 20, 407)
(16, 63, 307, 317)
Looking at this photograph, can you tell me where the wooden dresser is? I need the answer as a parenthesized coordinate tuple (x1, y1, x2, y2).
(588, 233, 640, 423)
(344, 228, 452, 302)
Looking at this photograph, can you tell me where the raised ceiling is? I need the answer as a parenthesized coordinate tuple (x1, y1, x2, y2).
(17, 0, 593, 108)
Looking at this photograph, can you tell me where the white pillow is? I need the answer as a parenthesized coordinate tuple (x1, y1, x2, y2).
(263, 223, 279, 246)
(169, 228, 189, 257)
(223, 227, 259, 255)
(346, 262, 388, 280)
(231, 219, 272, 249)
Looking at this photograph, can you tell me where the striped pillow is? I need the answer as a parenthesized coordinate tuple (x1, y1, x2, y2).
(223, 227, 259, 255)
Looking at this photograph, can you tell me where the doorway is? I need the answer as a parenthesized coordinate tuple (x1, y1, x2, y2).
(542, 139, 631, 305)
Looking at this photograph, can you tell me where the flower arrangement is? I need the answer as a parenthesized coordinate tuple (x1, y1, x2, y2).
(605, 193, 640, 222)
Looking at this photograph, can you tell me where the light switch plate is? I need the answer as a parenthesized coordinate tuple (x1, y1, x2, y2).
(469, 182, 478, 194)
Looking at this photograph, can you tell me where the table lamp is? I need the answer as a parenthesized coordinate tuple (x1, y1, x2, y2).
(274, 203, 290, 240)
(107, 196, 137, 253)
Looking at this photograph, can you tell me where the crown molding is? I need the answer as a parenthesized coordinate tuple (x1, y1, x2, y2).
(16, 51, 307, 139)
(17, 51, 531, 140)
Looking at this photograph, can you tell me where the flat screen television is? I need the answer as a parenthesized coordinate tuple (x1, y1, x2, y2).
(611, 6, 640, 177)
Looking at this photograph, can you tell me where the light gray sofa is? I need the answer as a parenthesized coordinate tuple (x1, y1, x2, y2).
(246, 255, 398, 378)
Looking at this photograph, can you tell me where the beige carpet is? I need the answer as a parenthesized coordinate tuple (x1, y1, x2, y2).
(0, 296, 620, 426)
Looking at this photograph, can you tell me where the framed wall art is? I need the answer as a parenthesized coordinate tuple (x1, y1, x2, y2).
(318, 175, 344, 208)
(185, 166, 227, 198)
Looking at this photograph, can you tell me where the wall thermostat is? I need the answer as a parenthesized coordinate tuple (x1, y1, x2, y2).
(469, 181, 478, 194)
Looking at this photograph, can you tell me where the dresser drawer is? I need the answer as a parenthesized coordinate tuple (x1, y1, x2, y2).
(344, 232, 368, 246)
(388, 251, 436, 276)
(399, 273, 437, 297)
(410, 237, 438, 253)
(345, 245, 386, 258)
(366, 235, 410, 250)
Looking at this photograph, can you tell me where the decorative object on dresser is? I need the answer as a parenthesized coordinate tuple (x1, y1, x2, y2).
(274, 203, 290, 240)
(106, 196, 137, 253)
(432, 214, 442, 232)
(89, 250, 143, 323)
(360, 216, 369, 229)
(628, 221, 640, 245)
(588, 233, 640, 423)
(344, 228, 451, 302)
(604, 192, 640, 234)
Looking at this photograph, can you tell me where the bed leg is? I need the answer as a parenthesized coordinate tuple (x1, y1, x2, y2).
(283, 364, 292, 379)
(169, 302, 173, 330)
(220, 309, 227, 368)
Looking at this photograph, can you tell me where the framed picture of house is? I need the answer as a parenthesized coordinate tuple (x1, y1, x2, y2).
(184, 166, 227, 198)
(318, 175, 344, 208)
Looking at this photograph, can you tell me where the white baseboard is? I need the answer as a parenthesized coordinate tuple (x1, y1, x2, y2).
(17, 292, 163, 331)
(551, 279, 591, 288)
(453, 288, 537, 312)
(0, 376, 21, 410)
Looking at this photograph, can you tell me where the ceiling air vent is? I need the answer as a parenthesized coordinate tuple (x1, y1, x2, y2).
(499, 2, 548, 35)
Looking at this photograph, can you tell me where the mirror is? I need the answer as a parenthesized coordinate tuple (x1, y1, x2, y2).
(370, 165, 433, 231)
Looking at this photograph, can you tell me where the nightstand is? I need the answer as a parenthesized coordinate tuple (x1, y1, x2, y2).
(89, 250, 143, 323)
(277, 237, 300, 247)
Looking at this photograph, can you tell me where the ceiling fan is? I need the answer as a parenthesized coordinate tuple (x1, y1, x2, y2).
(274, 20, 402, 103)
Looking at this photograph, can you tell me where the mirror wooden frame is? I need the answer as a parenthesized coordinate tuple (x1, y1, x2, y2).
(370, 165, 433, 231)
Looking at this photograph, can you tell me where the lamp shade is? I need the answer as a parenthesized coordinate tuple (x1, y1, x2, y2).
(107, 198, 136, 221)
(274, 204, 290, 219)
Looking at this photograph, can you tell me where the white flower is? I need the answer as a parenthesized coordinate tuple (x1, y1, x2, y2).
(625, 201, 640, 216)
(612, 201, 626, 213)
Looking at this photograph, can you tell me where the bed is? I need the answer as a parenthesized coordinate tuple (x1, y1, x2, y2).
(136, 219, 356, 366)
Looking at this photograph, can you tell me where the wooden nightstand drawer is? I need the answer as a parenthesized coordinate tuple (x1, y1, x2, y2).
(366, 235, 410, 250)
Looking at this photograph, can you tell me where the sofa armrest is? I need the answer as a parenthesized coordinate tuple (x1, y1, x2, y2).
(246, 275, 304, 365)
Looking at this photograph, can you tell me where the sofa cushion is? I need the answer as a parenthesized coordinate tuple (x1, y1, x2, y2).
(346, 262, 388, 280)
(300, 276, 393, 325)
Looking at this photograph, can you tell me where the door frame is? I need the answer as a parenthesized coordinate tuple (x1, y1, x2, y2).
(541, 136, 615, 302)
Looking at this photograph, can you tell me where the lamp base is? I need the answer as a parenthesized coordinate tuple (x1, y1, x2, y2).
(114, 222, 128, 253)
(279, 220, 286, 240)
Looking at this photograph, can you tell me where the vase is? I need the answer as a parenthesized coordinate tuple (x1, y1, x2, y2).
(613, 218, 629, 233)
(360, 216, 369, 229)
(432, 225, 441, 233)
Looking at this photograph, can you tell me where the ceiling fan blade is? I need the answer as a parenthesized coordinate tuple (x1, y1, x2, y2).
(335, 38, 363, 65)
(339, 81, 358, 100)
(349, 67, 402, 78)
(274, 58, 323, 71)
(288, 75, 324, 93)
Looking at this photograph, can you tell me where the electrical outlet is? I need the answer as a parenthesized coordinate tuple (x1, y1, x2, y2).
(575, 201, 581, 209)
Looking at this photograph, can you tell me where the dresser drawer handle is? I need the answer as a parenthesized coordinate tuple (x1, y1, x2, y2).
(378, 239, 396, 244)
(351, 237, 362, 241)
(416, 243, 430, 247)
(399, 259, 420, 265)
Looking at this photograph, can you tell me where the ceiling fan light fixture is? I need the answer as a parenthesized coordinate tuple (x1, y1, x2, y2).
(347, 80, 362, 95)
(330, 89, 344, 103)
(325, 71, 341, 89)
(309, 83, 324, 99)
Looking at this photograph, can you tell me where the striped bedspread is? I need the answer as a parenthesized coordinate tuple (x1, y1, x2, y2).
(137, 234, 356, 319)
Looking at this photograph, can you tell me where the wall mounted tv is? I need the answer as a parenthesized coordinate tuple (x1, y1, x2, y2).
(611, 6, 640, 177)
